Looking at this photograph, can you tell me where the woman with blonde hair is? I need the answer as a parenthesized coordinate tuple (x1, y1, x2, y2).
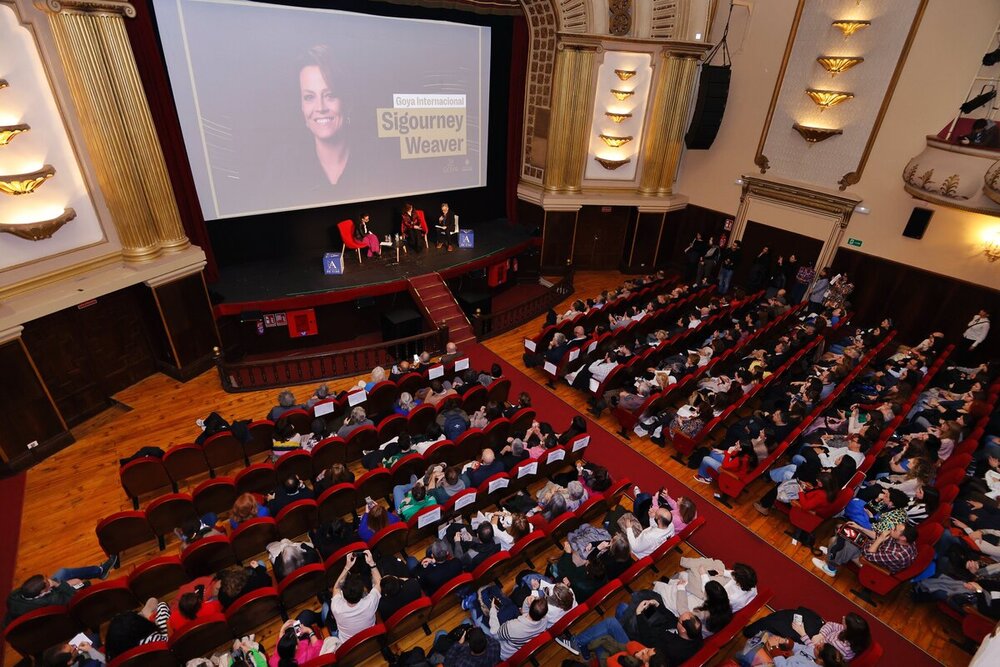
(394, 391, 419, 415)
(365, 366, 386, 391)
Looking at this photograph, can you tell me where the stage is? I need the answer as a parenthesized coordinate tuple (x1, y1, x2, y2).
(210, 220, 535, 314)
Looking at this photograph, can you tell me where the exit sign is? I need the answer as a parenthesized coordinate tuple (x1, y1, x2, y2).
(847, 238, 863, 247)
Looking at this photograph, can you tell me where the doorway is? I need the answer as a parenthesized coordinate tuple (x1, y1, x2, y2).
(735, 220, 824, 291)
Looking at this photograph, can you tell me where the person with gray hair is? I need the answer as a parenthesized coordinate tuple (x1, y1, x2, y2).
(394, 391, 419, 415)
(306, 384, 332, 409)
(266, 390, 302, 421)
(439, 341, 461, 365)
(498, 438, 530, 470)
(337, 406, 373, 438)
(523, 331, 571, 369)
(408, 538, 463, 594)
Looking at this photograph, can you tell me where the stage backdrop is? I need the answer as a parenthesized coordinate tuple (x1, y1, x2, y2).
(153, 0, 491, 220)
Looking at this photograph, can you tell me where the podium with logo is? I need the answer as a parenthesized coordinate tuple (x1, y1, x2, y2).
(323, 252, 343, 275)
(458, 229, 474, 248)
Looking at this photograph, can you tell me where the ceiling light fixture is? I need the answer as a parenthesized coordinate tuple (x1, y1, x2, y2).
(805, 89, 854, 111)
(832, 20, 871, 37)
(816, 56, 864, 76)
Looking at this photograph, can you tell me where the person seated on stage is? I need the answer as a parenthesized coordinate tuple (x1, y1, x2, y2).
(6, 557, 118, 622)
(353, 214, 381, 257)
(439, 341, 461, 365)
(266, 390, 303, 421)
(401, 202, 426, 251)
(436, 202, 459, 251)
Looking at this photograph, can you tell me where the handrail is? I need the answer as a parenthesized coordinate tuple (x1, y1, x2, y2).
(471, 271, 575, 339)
(213, 326, 449, 393)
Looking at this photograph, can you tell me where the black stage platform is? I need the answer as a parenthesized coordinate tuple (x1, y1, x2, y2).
(211, 221, 533, 308)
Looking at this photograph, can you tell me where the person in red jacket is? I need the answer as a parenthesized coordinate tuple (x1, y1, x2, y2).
(168, 586, 223, 634)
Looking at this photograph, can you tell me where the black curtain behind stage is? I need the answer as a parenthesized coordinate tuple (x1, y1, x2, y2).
(193, 1, 516, 268)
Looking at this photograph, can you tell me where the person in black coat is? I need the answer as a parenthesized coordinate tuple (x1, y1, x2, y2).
(377, 575, 424, 621)
(409, 539, 464, 594)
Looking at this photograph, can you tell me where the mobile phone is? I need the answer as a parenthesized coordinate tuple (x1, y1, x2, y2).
(413, 354, 420, 363)
(292, 620, 302, 629)
(792, 613, 803, 626)
(365, 496, 374, 506)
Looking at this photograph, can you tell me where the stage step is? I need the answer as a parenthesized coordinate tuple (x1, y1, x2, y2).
(407, 272, 475, 346)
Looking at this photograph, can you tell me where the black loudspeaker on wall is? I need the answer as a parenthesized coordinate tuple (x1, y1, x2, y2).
(685, 64, 732, 150)
(902, 207, 933, 239)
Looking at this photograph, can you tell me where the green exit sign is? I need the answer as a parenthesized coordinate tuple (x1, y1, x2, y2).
(847, 238, 863, 247)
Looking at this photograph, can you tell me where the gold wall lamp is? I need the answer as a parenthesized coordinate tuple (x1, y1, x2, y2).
(984, 230, 1000, 262)
(817, 56, 864, 76)
(614, 69, 637, 81)
(0, 207, 75, 241)
(594, 156, 631, 170)
(0, 79, 8, 90)
(610, 89, 634, 101)
(605, 112, 632, 123)
(806, 89, 854, 110)
(832, 20, 871, 37)
(0, 123, 30, 146)
(599, 134, 633, 148)
(0, 164, 56, 195)
(792, 123, 843, 143)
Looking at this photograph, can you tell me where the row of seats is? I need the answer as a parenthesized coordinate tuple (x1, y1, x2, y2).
(119, 374, 514, 507)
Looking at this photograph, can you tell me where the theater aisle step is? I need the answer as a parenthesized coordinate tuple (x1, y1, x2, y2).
(407, 272, 477, 346)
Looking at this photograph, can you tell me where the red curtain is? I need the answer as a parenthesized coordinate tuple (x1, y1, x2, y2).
(505, 15, 528, 224)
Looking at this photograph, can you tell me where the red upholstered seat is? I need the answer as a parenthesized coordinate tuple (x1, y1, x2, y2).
(3, 606, 78, 658)
(230, 517, 280, 561)
(368, 523, 409, 555)
(69, 578, 138, 630)
(163, 444, 210, 488)
(338, 218, 366, 267)
(384, 596, 432, 641)
(317, 482, 357, 524)
(96, 511, 156, 557)
(120, 457, 173, 509)
(107, 641, 175, 667)
(275, 499, 319, 539)
(168, 613, 231, 663)
(225, 586, 281, 637)
(127, 556, 190, 601)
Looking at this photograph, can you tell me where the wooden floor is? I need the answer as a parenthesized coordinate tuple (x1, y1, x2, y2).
(6, 270, 971, 666)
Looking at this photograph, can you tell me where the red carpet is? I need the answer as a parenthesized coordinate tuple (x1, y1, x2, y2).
(466, 343, 938, 666)
(0, 473, 27, 661)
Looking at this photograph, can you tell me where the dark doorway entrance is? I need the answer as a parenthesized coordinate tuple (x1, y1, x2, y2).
(735, 220, 824, 292)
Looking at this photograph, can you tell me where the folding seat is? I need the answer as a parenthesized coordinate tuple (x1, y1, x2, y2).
(168, 614, 232, 663)
(422, 440, 459, 466)
(396, 372, 424, 398)
(333, 624, 387, 664)
(274, 450, 313, 482)
(428, 572, 473, 618)
(565, 433, 591, 464)
(376, 413, 407, 445)
(486, 378, 511, 405)
(536, 445, 568, 478)
(497, 631, 551, 667)
(235, 463, 277, 496)
(507, 458, 539, 492)
(384, 597, 432, 641)
(461, 385, 488, 414)
(277, 563, 327, 609)
(106, 641, 176, 667)
(547, 602, 590, 638)
(587, 579, 623, 614)
(243, 420, 275, 461)
(575, 495, 605, 526)
(145, 493, 198, 550)
(508, 530, 548, 570)
(180, 535, 237, 577)
(275, 499, 319, 539)
(355, 468, 392, 505)
(343, 425, 377, 464)
(163, 444, 210, 488)
(406, 505, 444, 545)
(96, 511, 156, 557)
(69, 578, 137, 630)
(225, 587, 283, 636)
(368, 523, 410, 556)
(390, 453, 427, 487)
(201, 431, 247, 474)
(482, 418, 511, 452)
(120, 457, 173, 509)
(310, 436, 346, 473)
(618, 557, 653, 592)
(3, 606, 78, 659)
(406, 403, 436, 435)
(230, 517, 280, 562)
(508, 408, 536, 436)
(316, 483, 357, 525)
(546, 511, 581, 545)
(192, 477, 238, 516)
(443, 488, 479, 516)
(280, 408, 313, 435)
(454, 429, 485, 463)
(365, 381, 399, 421)
(127, 556, 190, 601)
(471, 551, 512, 588)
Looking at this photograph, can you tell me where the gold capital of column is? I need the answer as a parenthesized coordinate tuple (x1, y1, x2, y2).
(34, 0, 136, 17)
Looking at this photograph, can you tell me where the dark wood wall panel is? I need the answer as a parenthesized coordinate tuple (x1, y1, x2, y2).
(541, 210, 577, 271)
(623, 211, 664, 273)
(573, 205, 631, 270)
(0, 341, 69, 467)
(656, 205, 730, 273)
(153, 274, 220, 370)
(829, 248, 1000, 343)
(22, 286, 157, 426)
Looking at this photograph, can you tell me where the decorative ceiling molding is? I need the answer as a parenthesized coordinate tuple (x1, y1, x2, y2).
(650, 0, 680, 40)
(740, 174, 861, 224)
(558, 0, 590, 33)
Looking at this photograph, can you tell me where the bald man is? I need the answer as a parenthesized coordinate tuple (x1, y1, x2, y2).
(465, 448, 505, 487)
(439, 342, 461, 365)
(625, 505, 676, 559)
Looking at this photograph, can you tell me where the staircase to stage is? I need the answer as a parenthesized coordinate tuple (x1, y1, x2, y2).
(407, 273, 476, 347)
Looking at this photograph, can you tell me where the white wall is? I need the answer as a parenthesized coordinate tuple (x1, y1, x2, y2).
(675, 0, 1000, 289)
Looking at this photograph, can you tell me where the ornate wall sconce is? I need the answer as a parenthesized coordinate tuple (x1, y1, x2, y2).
(614, 69, 637, 81)
(604, 112, 632, 123)
(594, 156, 631, 170)
(599, 134, 633, 148)
(792, 123, 843, 143)
(0, 123, 31, 146)
(805, 89, 854, 110)
(610, 89, 634, 101)
(817, 56, 864, 76)
(832, 20, 871, 37)
(0, 207, 75, 241)
(984, 230, 1000, 262)
(0, 164, 56, 195)
(0, 79, 8, 90)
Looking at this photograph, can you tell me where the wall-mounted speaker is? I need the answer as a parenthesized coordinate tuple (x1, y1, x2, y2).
(902, 207, 933, 239)
(685, 65, 731, 150)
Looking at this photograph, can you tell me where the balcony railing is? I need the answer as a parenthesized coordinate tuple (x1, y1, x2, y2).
(471, 272, 574, 339)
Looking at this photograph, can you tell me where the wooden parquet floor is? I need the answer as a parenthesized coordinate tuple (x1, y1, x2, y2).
(5, 270, 971, 665)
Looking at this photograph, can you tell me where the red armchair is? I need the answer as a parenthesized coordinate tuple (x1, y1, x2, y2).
(337, 219, 366, 268)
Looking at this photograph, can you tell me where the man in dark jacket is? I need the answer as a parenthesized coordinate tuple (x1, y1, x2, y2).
(465, 449, 506, 488)
(409, 539, 464, 594)
(6, 556, 116, 623)
(454, 523, 503, 570)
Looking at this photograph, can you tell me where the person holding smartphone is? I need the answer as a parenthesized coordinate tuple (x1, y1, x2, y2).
(270, 618, 321, 666)
(328, 550, 382, 643)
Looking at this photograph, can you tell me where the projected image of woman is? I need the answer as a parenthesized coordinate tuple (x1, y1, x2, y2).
(299, 45, 350, 186)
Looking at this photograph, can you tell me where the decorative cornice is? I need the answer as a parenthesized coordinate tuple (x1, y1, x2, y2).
(33, 0, 136, 18)
(0, 326, 25, 346)
(740, 175, 861, 222)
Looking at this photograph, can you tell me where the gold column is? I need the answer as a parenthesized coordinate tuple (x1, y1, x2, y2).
(543, 44, 597, 192)
(38, 0, 190, 259)
(639, 52, 699, 196)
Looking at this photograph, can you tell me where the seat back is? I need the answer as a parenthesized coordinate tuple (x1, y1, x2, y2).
(503, 630, 552, 667)
(377, 414, 407, 444)
(192, 477, 238, 516)
(486, 378, 511, 405)
(106, 641, 176, 667)
(311, 436, 346, 472)
(548, 602, 590, 637)
(482, 418, 511, 452)
(168, 614, 231, 663)
(356, 468, 393, 504)
(244, 420, 275, 460)
(235, 463, 277, 496)
(202, 431, 247, 472)
(369, 523, 410, 556)
(69, 579, 138, 630)
(455, 429, 485, 463)
(120, 457, 172, 505)
(384, 597, 432, 641)
(277, 563, 327, 609)
(429, 573, 473, 617)
(509, 408, 536, 435)
(274, 450, 314, 482)
(145, 493, 197, 538)
(335, 623, 387, 664)
(127, 556, 190, 601)
(366, 381, 399, 420)
(230, 517, 281, 561)
(281, 408, 313, 435)
(317, 483, 358, 524)
(163, 445, 210, 487)
(224, 587, 281, 637)
(97, 511, 156, 556)
(344, 425, 377, 463)
(323, 542, 370, 586)
(276, 499, 320, 539)
(461, 385, 488, 414)
(406, 403, 436, 435)
(3, 606, 78, 658)
(390, 453, 427, 487)
(180, 535, 237, 577)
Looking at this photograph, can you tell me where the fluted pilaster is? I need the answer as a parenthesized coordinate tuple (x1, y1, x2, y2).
(543, 44, 597, 192)
(37, 0, 189, 259)
(639, 52, 699, 196)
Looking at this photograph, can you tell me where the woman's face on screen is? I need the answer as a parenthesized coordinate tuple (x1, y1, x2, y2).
(300, 65, 343, 140)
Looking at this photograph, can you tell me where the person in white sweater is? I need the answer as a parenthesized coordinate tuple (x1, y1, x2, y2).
(653, 558, 758, 616)
(624, 506, 675, 559)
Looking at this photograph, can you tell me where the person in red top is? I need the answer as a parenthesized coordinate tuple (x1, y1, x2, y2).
(721, 442, 757, 476)
(167, 587, 223, 634)
(608, 640, 657, 667)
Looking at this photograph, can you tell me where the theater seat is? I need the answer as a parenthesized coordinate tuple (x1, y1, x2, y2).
(96, 511, 156, 558)
(225, 587, 282, 636)
(3, 606, 78, 659)
(384, 596, 432, 640)
(277, 563, 327, 609)
(335, 623, 387, 664)
(168, 614, 231, 663)
(69, 578, 138, 630)
(180, 535, 237, 577)
(106, 641, 176, 667)
(120, 457, 173, 509)
(127, 556, 190, 601)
